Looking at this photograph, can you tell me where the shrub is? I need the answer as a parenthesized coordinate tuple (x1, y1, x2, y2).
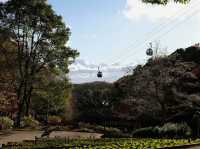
(48, 116, 62, 125)
(94, 125, 126, 138)
(79, 127, 94, 133)
(104, 127, 121, 134)
(183, 46, 200, 64)
(78, 122, 93, 129)
(94, 125, 105, 132)
(132, 127, 158, 138)
(0, 117, 14, 130)
(77, 122, 127, 138)
(159, 123, 192, 138)
(132, 123, 192, 138)
(22, 116, 40, 128)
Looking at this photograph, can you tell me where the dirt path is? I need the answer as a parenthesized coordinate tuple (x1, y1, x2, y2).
(0, 130, 103, 145)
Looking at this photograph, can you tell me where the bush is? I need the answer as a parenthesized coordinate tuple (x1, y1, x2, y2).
(132, 127, 158, 138)
(158, 123, 192, 138)
(48, 116, 62, 125)
(104, 127, 121, 134)
(79, 127, 95, 133)
(183, 46, 200, 64)
(77, 122, 128, 138)
(93, 125, 128, 138)
(94, 125, 105, 132)
(78, 122, 93, 129)
(0, 117, 14, 130)
(132, 123, 192, 138)
(22, 116, 40, 128)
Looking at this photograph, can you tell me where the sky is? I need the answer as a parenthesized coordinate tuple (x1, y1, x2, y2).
(1, 0, 200, 83)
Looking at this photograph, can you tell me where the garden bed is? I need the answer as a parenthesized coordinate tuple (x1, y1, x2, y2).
(1, 138, 200, 149)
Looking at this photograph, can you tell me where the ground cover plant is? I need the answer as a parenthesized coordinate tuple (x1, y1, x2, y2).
(0, 117, 14, 130)
(2, 138, 200, 149)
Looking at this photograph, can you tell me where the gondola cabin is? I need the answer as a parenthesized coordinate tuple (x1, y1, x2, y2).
(97, 66, 103, 78)
(97, 71, 103, 78)
(146, 48, 153, 56)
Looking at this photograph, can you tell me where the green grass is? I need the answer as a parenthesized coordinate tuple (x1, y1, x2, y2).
(2, 138, 200, 149)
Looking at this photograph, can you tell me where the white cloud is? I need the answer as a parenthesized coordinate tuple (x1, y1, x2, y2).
(123, 0, 199, 21)
(0, 0, 7, 3)
(69, 59, 135, 83)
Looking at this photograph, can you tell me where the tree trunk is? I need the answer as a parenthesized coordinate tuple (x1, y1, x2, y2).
(15, 80, 23, 127)
(16, 102, 23, 127)
(25, 86, 33, 116)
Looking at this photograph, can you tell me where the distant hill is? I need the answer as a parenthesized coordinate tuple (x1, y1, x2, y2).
(72, 46, 200, 130)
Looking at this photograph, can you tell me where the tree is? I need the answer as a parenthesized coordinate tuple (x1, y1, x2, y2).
(0, 29, 18, 118)
(142, 0, 190, 5)
(0, 0, 79, 126)
(31, 69, 71, 123)
(72, 82, 117, 124)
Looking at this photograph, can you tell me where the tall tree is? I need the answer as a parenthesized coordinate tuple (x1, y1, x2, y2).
(0, 29, 18, 118)
(142, 0, 190, 5)
(0, 0, 79, 126)
(31, 69, 71, 123)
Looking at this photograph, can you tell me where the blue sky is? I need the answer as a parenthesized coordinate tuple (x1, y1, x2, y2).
(47, 0, 200, 83)
(48, 0, 131, 63)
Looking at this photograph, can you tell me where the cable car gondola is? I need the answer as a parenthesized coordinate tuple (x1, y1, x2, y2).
(97, 67, 103, 78)
(146, 42, 153, 56)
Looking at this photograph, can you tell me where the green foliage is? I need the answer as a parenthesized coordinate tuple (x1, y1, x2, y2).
(78, 122, 121, 133)
(182, 47, 200, 64)
(1, 0, 79, 73)
(32, 74, 70, 123)
(2, 138, 200, 149)
(0, 116, 14, 130)
(77, 122, 127, 138)
(22, 116, 39, 128)
(92, 125, 122, 136)
(159, 123, 192, 138)
(132, 123, 192, 138)
(48, 116, 62, 125)
(102, 127, 128, 138)
(132, 126, 158, 138)
(78, 127, 95, 133)
(0, 0, 79, 126)
(73, 82, 115, 122)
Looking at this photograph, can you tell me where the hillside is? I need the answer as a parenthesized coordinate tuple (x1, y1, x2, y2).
(113, 46, 200, 128)
(72, 46, 200, 131)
